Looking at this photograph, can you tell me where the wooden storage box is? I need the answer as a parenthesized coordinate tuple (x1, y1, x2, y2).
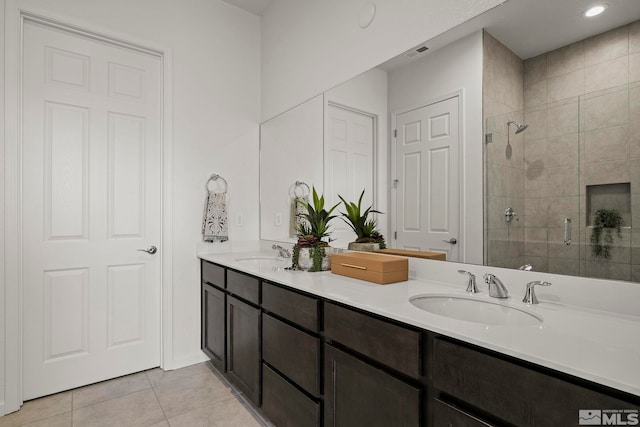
(331, 252, 408, 284)
(375, 248, 446, 261)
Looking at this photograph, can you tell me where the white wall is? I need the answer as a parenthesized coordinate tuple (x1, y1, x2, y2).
(388, 31, 484, 264)
(260, 0, 503, 121)
(2, 0, 260, 409)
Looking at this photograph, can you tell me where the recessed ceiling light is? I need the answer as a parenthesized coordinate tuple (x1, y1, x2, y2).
(584, 5, 606, 17)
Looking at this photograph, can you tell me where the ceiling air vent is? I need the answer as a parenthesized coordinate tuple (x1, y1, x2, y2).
(406, 45, 428, 58)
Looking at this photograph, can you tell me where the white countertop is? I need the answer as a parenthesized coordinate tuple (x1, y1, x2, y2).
(199, 246, 640, 398)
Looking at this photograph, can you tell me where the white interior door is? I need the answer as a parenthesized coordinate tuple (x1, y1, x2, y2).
(21, 20, 162, 399)
(394, 96, 460, 260)
(324, 103, 375, 247)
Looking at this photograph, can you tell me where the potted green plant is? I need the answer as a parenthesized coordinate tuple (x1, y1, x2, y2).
(292, 187, 340, 271)
(590, 208, 623, 259)
(338, 190, 386, 252)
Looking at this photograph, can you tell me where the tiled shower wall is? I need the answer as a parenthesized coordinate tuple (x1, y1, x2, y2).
(483, 32, 525, 269)
(522, 21, 640, 280)
(484, 21, 640, 281)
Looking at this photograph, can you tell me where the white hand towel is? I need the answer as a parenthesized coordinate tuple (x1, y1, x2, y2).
(290, 195, 309, 237)
(202, 191, 228, 242)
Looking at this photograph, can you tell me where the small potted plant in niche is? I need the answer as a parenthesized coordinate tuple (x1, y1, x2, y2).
(590, 208, 623, 259)
(291, 187, 340, 271)
(338, 190, 386, 252)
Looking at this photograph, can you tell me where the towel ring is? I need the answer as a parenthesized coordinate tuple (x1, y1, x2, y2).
(290, 180, 310, 198)
(206, 174, 228, 193)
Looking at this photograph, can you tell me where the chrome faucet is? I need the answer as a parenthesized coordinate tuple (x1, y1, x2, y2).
(483, 274, 509, 298)
(457, 270, 478, 294)
(522, 280, 552, 304)
(518, 264, 533, 271)
(272, 244, 291, 258)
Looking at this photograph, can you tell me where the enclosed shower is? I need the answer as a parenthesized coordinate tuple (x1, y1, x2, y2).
(483, 27, 638, 282)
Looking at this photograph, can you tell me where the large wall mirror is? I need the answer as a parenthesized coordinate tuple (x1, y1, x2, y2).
(260, 0, 640, 283)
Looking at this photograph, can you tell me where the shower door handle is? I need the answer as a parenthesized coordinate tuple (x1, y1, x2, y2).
(564, 218, 572, 246)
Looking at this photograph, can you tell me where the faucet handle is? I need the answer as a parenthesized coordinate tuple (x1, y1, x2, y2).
(457, 270, 478, 294)
(522, 280, 552, 304)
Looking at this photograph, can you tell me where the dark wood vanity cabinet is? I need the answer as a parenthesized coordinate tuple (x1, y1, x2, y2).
(324, 343, 421, 427)
(323, 302, 423, 427)
(261, 282, 322, 427)
(201, 283, 226, 372)
(225, 270, 262, 406)
(201, 260, 640, 427)
(432, 399, 494, 427)
(201, 261, 226, 372)
(432, 337, 640, 427)
(201, 262, 262, 406)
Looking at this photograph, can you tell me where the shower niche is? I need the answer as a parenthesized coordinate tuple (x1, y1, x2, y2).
(586, 183, 631, 228)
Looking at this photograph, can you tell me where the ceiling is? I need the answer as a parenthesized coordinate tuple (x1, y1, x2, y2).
(381, 0, 640, 71)
(222, 0, 640, 66)
(221, 0, 273, 16)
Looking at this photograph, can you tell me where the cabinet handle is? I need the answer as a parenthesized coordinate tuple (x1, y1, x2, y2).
(341, 263, 367, 270)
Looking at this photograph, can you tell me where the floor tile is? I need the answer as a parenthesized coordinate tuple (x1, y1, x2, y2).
(167, 395, 262, 427)
(153, 370, 235, 419)
(0, 363, 267, 427)
(146, 363, 215, 388)
(0, 392, 71, 427)
(22, 412, 72, 427)
(72, 371, 151, 409)
(72, 389, 165, 427)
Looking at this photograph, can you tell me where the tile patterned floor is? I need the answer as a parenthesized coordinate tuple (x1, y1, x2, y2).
(0, 363, 271, 427)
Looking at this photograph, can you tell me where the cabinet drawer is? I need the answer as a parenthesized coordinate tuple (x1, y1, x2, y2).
(262, 364, 320, 427)
(262, 282, 319, 332)
(324, 302, 421, 378)
(227, 270, 260, 305)
(433, 399, 494, 427)
(433, 338, 639, 426)
(263, 314, 320, 396)
(202, 260, 225, 289)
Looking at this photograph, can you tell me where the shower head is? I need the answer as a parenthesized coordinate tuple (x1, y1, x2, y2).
(507, 120, 528, 134)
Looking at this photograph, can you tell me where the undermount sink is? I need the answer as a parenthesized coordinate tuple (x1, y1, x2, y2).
(234, 256, 289, 270)
(409, 294, 543, 326)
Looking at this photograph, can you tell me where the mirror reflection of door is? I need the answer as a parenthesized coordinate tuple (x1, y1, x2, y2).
(324, 103, 375, 248)
(394, 96, 460, 261)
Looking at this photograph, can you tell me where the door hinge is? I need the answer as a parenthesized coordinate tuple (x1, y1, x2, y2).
(394, 129, 397, 138)
(394, 231, 397, 240)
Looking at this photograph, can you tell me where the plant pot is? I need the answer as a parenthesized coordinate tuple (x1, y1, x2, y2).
(297, 246, 332, 271)
(347, 242, 380, 252)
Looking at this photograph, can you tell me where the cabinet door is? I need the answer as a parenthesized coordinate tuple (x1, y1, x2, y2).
(433, 338, 640, 426)
(262, 364, 320, 427)
(324, 344, 420, 427)
(202, 284, 226, 372)
(433, 399, 495, 427)
(227, 295, 261, 406)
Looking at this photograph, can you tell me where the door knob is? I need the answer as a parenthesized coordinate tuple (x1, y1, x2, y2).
(442, 238, 457, 244)
(137, 246, 158, 255)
